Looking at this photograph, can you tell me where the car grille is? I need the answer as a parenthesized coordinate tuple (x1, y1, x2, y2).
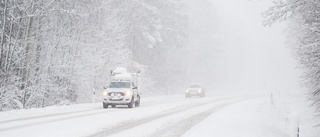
(108, 92, 124, 96)
(108, 92, 124, 101)
(189, 90, 199, 93)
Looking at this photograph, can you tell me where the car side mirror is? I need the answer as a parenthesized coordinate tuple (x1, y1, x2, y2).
(133, 87, 137, 89)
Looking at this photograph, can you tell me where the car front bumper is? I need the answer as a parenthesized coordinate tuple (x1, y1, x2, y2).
(186, 90, 203, 96)
(103, 95, 132, 105)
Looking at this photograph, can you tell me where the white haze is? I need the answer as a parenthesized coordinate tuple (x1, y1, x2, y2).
(176, 0, 301, 93)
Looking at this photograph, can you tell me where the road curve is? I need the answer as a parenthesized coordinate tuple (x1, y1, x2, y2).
(91, 96, 252, 137)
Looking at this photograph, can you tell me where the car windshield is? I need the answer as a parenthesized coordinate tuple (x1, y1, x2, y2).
(109, 82, 131, 88)
(189, 84, 201, 88)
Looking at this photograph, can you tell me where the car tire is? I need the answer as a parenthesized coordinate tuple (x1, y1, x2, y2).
(135, 96, 140, 107)
(111, 104, 116, 108)
(103, 102, 108, 109)
(128, 97, 134, 108)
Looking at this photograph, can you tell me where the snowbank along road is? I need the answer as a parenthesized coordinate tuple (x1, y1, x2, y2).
(0, 94, 257, 137)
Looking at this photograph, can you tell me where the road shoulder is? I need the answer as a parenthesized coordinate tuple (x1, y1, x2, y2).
(182, 96, 289, 137)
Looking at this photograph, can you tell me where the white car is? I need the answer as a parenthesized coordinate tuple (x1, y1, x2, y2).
(185, 83, 205, 98)
(102, 81, 140, 108)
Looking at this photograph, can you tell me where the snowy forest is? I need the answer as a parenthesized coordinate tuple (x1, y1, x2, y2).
(264, 0, 320, 115)
(0, 0, 187, 111)
(1, 0, 320, 119)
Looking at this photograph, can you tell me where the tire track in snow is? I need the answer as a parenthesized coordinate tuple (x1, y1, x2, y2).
(0, 109, 113, 132)
(90, 97, 234, 137)
(0, 95, 189, 125)
(149, 100, 243, 137)
(0, 108, 100, 124)
(0, 96, 224, 132)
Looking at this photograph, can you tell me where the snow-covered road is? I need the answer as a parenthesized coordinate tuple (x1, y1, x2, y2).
(0, 94, 255, 137)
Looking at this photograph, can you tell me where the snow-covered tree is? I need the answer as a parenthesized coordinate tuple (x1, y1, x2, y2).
(263, 0, 320, 116)
(0, 0, 188, 111)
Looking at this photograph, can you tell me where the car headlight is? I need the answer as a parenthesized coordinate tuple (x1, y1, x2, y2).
(198, 90, 201, 93)
(103, 91, 108, 96)
(125, 91, 132, 96)
(186, 90, 189, 93)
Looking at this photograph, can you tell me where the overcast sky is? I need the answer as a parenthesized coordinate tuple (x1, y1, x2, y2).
(184, 0, 302, 93)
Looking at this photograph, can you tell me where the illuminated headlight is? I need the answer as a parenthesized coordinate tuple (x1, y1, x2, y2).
(103, 91, 108, 96)
(186, 90, 189, 93)
(125, 91, 132, 96)
(198, 90, 202, 93)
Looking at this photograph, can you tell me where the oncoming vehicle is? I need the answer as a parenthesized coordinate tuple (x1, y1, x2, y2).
(185, 83, 205, 98)
(102, 67, 141, 108)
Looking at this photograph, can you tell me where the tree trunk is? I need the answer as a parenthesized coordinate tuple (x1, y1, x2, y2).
(0, 0, 8, 69)
(22, 0, 35, 108)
